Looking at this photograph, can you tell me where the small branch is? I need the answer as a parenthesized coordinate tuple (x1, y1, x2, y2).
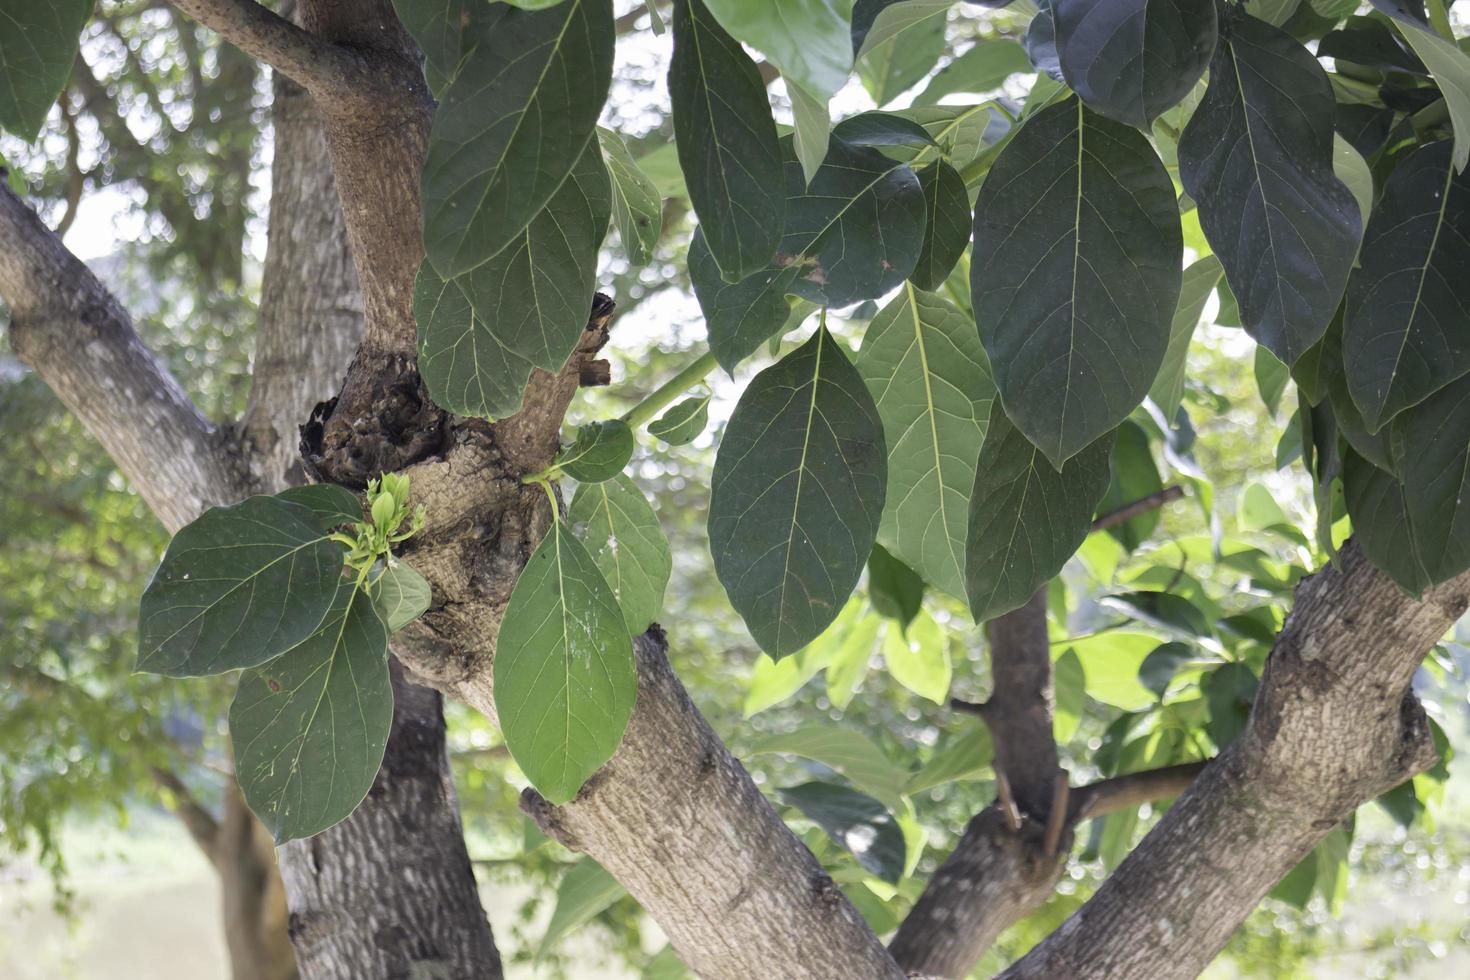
(1092, 485, 1184, 532)
(1042, 770, 1070, 857)
(151, 767, 222, 865)
(164, 0, 370, 103)
(1067, 760, 1210, 824)
(621, 349, 718, 429)
(994, 770, 1022, 832)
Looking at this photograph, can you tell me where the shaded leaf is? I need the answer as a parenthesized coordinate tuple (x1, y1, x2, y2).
(1391, 15, 1470, 172)
(911, 162, 970, 291)
(965, 412, 1115, 623)
(1052, 0, 1217, 128)
(138, 497, 345, 677)
(1203, 661, 1258, 748)
(559, 419, 635, 483)
(1097, 421, 1163, 553)
(569, 473, 672, 633)
(0, 0, 90, 139)
(598, 127, 663, 266)
(276, 484, 362, 532)
(857, 285, 993, 600)
(867, 544, 924, 628)
(973, 96, 1182, 466)
(416, 144, 611, 419)
(669, 0, 785, 279)
(1138, 641, 1196, 698)
(420, 0, 613, 275)
(371, 561, 432, 632)
(1344, 142, 1470, 432)
(788, 78, 832, 187)
(536, 858, 627, 960)
(916, 38, 1031, 104)
(1149, 256, 1222, 420)
(904, 726, 992, 795)
(689, 231, 803, 372)
(648, 395, 711, 446)
(1178, 8, 1362, 364)
(749, 725, 909, 808)
(779, 782, 907, 884)
(710, 328, 887, 657)
(230, 584, 391, 842)
(494, 520, 636, 804)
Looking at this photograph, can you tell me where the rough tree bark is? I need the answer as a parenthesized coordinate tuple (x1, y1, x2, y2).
(0, 33, 499, 979)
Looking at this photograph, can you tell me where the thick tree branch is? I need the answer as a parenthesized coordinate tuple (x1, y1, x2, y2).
(1003, 541, 1462, 979)
(0, 185, 239, 532)
(164, 0, 379, 107)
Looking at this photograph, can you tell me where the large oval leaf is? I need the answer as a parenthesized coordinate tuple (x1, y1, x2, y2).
(494, 519, 636, 805)
(1342, 450, 1435, 596)
(1052, 0, 1217, 129)
(0, 0, 89, 139)
(965, 411, 1115, 622)
(911, 161, 970, 291)
(416, 144, 611, 420)
(669, 0, 785, 281)
(420, 0, 613, 276)
(857, 285, 994, 601)
(138, 496, 345, 677)
(230, 583, 392, 842)
(1344, 142, 1470, 432)
(569, 473, 672, 634)
(1383, 374, 1470, 591)
(709, 328, 887, 658)
(689, 231, 804, 372)
(972, 95, 1181, 467)
(1178, 8, 1362, 365)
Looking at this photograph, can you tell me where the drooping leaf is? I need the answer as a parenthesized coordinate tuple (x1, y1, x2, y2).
(704, 0, 855, 101)
(904, 726, 993, 795)
(1255, 345, 1291, 416)
(494, 520, 637, 805)
(916, 38, 1032, 104)
(416, 144, 611, 420)
(230, 583, 392, 842)
(911, 162, 970, 291)
(1344, 142, 1470, 432)
(420, 0, 614, 276)
(1149, 256, 1223, 419)
(569, 473, 672, 634)
(788, 78, 832, 187)
(276, 484, 362, 532)
(855, 0, 946, 105)
(1051, 0, 1217, 129)
(1203, 662, 1258, 749)
(779, 782, 907, 884)
(709, 328, 887, 658)
(1382, 374, 1470, 590)
(137, 496, 346, 677)
(1389, 14, 1470, 172)
(1138, 641, 1196, 698)
(558, 420, 635, 483)
(882, 611, 951, 704)
(669, 0, 786, 280)
(1096, 421, 1163, 553)
(965, 411, 1115, 623)
(371, 561, 433, 632)
(867, 544, 925, 628)
(749, 725, 909, 808)
(973, 95, 1182, 466)
(1178, 8, 1362, 365)
(536, 858, 628, 961)
(857, 285, 993, 600)
(647, 394, 711, 446)
(1344, 450, 1432, 594)
(598, 127, 663, 266)
(0, 0, 90, 139)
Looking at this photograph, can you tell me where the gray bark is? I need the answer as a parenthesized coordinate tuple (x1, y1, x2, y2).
(1000, 541, 1459, 980)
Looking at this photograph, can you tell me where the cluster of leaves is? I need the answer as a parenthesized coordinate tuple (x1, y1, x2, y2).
(133, 476, 431, 841)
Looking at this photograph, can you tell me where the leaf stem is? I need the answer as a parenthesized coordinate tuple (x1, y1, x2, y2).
(621, 349, 719, 429)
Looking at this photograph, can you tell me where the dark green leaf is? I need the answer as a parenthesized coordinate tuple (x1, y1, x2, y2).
(230, 583, 391, 842)
(689, 231, 804, 372)
(965, 412, 1115, 622)
(276, 484, 362, 531)
(1319, 18, 1426, 75)
(1178, 9, 1362, 365)
(389, 0, 486, 92)
(1344, 142, 1470, 432)
(1387, 12, 1470, 172)
(420, 0, 613, 276)
(779, 782, 907, 884)
(1150, 256, 1223, 419)
(647, 395, 711, 446)
(1101, 591, 1212, 639)
(416, 144, 611, 419)
(904, 726, 992, 795)
(0, 0, 90, 139)
(831, 112, 938, 149)
(709, 328, 887, 658)
(598, 127, 663, 266)
(857, 285, 993, 600)
(867, 544, 924, 628)
(559, 420, 635, 483)
(669, 0, 786, 280)
(1052, 0, 1217, 128)
(973, 96, 1182, 466)
(1203, 662, 1258, 749)
(569, 473, 671, 634)
(138, 497, 345, 677)
(1254, 345, 1290, 416)
(371, 561, 432, 632)
(911, 162, 969, 291)
(1379, 374, 1470, 590)
(494, 519, 636, 805)
(1138, 641, 1196, 698)
(1024, 2, 1064, 81)
(1097, 421, 1163, 552)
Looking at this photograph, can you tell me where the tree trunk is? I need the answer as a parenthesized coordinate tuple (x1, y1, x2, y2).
(277, 662, 503, 980)
(218, 783, 301, 980)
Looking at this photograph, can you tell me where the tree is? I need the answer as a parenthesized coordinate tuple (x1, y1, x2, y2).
(3, 0, 1469, 978)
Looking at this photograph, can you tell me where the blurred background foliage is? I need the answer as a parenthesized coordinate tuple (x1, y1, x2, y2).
(1, 1, 1468, 978)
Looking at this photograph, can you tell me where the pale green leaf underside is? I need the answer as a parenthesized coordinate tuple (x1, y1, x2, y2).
(372, 561, 433, 632)
(569, 473, 672, 634)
